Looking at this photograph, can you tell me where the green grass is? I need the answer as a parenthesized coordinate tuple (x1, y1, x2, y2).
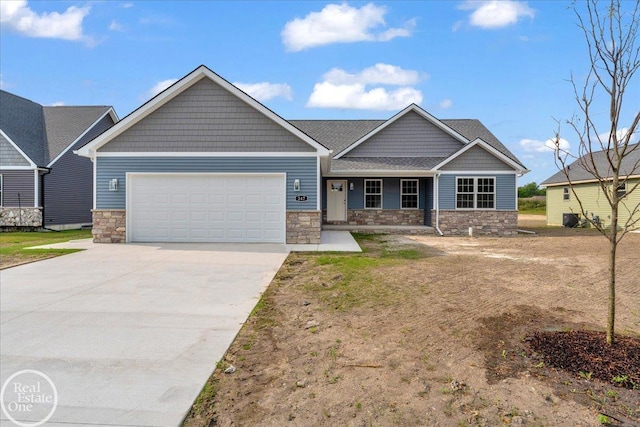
(518, 198, 546, 215)
(0, 229, 92, 268)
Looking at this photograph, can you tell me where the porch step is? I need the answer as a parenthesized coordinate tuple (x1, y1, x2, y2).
(323, 224, 435, 235)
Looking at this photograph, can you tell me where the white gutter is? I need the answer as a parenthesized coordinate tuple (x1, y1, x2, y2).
(434, 172, 443, 236)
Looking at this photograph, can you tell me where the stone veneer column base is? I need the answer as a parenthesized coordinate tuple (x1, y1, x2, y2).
(0, 207, 43, 229)
(323, 209, 424, 226)
(287, 211, 321, 244)
(92, 209, 126, 243)
(436, 210, 518, 236)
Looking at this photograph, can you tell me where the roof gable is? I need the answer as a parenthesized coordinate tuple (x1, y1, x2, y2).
(78, 65, 329, 157)
(0, 130, 36, 167)
(434, 138, 526, 172)
(334, 104, 468, 159)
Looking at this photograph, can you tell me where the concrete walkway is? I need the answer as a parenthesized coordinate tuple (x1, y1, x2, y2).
(0, 232, 359, 426)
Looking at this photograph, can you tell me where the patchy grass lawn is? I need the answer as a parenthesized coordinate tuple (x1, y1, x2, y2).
(183, 231, 639, 427)
(0, 229, 92, 269)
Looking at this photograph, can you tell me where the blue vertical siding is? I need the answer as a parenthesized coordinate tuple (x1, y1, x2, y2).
(438, 173, 516, 210)
(96, 157, 318, 210)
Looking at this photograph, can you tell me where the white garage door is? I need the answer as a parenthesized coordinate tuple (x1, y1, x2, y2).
(128, 173, 285, 243)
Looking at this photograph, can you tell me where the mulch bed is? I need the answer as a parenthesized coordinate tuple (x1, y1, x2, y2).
(529, 330, 640, 389)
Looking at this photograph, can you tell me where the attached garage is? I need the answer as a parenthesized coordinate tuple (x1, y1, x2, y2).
(127, 173, 285, 243)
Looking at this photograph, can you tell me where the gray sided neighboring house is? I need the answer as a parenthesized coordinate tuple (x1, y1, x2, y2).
(0, 90, 117, 229)
(77, 65, 528, 244)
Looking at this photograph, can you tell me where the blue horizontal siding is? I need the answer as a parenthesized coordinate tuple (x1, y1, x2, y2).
(322, 177, 429, 211)
(96, 157, 317, 210)
(438, 173, 516, 210)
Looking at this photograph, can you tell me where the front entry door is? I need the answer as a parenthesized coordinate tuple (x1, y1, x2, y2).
(327, 180, 347, 221)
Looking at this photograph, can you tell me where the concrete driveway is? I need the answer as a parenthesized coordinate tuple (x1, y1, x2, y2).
(0, 240, 289, 426)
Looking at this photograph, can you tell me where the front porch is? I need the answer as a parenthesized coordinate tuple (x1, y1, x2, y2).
(323, 223, 435, 235)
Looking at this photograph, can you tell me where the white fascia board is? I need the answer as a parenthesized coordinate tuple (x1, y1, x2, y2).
(48, 107, 117, 167)
(0, 166, 37, 170)
(0, 129, 38, 167)
(334, 104, 469, 159)
(438, 170, 518, 175)
(542, 174, 640, 187)
(432, 138, 526, 172)
(94, 151, 320, 157)
(77, 65, 329, 158)
(324, 170, 436, 177)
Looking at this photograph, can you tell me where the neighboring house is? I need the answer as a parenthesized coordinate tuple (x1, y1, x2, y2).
(0, 90, 117, 229)
(76, 65, 528, 244)
(541, 144, 640, 229)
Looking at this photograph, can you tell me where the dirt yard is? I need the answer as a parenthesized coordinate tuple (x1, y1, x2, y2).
(184, 228, 640, 427)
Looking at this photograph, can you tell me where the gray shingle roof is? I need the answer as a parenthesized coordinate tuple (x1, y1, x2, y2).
(290, 120, 383, 154)
(0, 90, 111, 165)
(290, 118, 525, 170)
(332, 157, 446, 171)
(43, 106, 111, 162)
(0, 90, 46, 165)
(541, 143, 640, 185)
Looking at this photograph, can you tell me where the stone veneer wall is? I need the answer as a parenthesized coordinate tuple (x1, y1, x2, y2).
(286, 211, 321, 244)
(437, 210, 518, 236)
(92, 209, 126, 243)
(324, 209, 424, 226)
(0, 207, 42, 229)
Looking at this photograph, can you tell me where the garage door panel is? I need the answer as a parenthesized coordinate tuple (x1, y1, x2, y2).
(129, 174, 285, 243)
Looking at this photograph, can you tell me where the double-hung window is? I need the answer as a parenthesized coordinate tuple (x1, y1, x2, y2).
(456, 177, 495, 209)
(401, 179, 418, 209)
(563, 187, 570, 201)
(364, 179, 382, 209)
(616, 183, 627, 199)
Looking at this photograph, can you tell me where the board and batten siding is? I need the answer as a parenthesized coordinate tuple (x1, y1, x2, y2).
(440, 145, 514, 171)
(438, 174, 516, 210)
(96, 157, 318, 211)
(0, 134, 32, 167)
(546, 179, 640, 229)
(100, 78, 314, 153)
(345, 111, 463, 158)
(44, 114, 115, 225)
(0, 169, 35, 207)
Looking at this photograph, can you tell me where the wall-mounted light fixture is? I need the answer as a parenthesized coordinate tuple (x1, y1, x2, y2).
(349, 182, 354, 191)
(293, 179, 301, 191)
(108, 178, 118, 191)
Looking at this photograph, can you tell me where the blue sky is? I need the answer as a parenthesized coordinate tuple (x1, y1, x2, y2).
(1, 0, 638, 184)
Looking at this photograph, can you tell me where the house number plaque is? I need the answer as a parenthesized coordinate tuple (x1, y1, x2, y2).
(295, 195, 308, 202)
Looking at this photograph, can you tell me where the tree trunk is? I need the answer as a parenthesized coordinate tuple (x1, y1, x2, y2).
(607, 202, 618, 345)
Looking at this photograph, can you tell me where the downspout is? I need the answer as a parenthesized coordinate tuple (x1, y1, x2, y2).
(38, 167, 58, 232)
(434, 172, 443, 236)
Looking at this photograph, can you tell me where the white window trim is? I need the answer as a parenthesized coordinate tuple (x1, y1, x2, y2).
(563, 187, 570, 201)
(615, 183, 627, 199)
(364, 179, 383, 209)
(400, 179, 419, 210)
(455, 176, 496, 210)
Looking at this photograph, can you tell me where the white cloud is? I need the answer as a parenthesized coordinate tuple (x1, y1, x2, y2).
(109, 20, 124, 32)
(51, 101, 65, 106)
(439, 99, 453, 109)
(307, 64, 424, 110)
(308, 82, 423, 110)
(323, 63, 422, 86)
(281, 3, 414, 52)
(147, 79, 178, 98)
(520, 137, 570, 153)
(598, 127, 639, 144)
(0, 0, 91, 41)
(233, 82, 293, 101)
(458, 1, 535, 29)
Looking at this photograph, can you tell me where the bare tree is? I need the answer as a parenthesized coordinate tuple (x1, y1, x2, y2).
(554, 0, 640, 345)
